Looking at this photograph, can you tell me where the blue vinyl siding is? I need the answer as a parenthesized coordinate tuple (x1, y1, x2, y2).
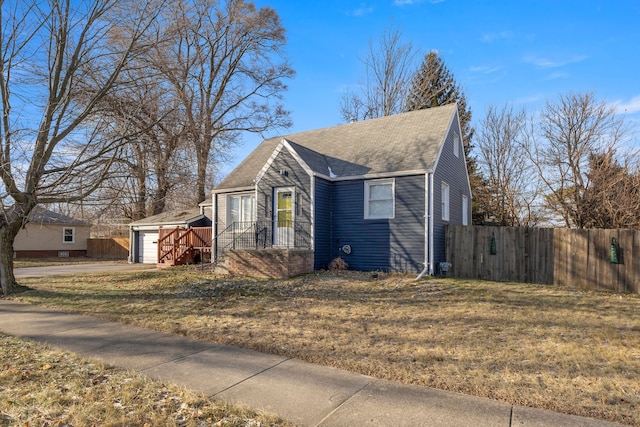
(330, 175, 425, 273)
(256, 148, 311, 224)
(432, 119, 472, 271)
(314, 178, 332, 269)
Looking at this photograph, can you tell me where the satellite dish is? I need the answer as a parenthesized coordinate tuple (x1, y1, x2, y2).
(341, 244, 352, 255)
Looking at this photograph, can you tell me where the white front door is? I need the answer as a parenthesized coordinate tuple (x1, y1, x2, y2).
(274, 187, 294, 247)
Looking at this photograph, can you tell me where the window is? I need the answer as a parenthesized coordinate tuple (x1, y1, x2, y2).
(453, 133, 460, 158)
(462, 195, 469, 226)
(63, 227, 75, 244)
(441, 182, 450, 221)
(365, 179, 395, 219)
(228, 194, 256, 224)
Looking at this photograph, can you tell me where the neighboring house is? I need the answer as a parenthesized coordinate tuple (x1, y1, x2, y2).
(13, 207, 91, 258)
(212, 103, 471, 275)
(128, 201, 212, 264)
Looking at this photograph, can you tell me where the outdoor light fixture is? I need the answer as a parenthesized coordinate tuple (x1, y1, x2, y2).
(610, 237, 620, 264)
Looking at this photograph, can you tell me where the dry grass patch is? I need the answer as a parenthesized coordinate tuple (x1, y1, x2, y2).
(0, 334, 290, 426)
(13, 269, 640, 426)
(13, 257, 119, 269)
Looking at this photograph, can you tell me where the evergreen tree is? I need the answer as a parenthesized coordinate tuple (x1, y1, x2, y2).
(406, 51, 485, 223)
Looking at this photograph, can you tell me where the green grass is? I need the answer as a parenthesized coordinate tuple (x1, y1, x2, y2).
(12, 269, 640, 426)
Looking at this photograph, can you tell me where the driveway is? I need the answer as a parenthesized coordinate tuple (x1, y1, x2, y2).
(14, 262, 157, 278)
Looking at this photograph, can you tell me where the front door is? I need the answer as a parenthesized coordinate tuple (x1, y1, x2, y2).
(274, 187, 294, 247)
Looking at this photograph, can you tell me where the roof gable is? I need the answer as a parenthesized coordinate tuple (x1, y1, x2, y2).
(216, 104, 457, 190)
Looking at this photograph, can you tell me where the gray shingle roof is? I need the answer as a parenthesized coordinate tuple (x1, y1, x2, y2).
(128, 208, 203, 227)
(25, 207, 90, 226)
(216, 104, 457, 190)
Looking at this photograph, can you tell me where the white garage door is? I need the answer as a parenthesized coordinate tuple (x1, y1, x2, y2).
(137, 231, 158, 264)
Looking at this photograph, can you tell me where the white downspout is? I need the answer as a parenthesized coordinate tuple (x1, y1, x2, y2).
(212, 193, 217, 263)
(416, 172, 432, 280)
(428, 172, 435, 274)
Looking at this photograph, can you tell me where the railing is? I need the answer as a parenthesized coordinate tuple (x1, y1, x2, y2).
(214, 220, 311, 262)
(157, 227, 212, 266)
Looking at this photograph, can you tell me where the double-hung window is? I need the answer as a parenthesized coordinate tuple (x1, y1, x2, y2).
(228, 194, 256, 225)
(365, 179, 395, 219)
(63, 227, 75, 244)
(441, 182, 450, 221)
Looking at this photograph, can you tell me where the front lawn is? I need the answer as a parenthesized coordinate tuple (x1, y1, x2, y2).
(0, 334, 290, 426)
(12, 270, 640, 426)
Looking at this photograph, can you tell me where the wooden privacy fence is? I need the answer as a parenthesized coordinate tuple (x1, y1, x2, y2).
(446, 226, 639, 294)
(87, 238, 129, 260)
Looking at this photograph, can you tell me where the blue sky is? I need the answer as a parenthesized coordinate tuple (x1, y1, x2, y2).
(222, 0, 640, 177)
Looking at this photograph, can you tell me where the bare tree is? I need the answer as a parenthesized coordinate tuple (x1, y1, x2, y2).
(477, 105, 542, 226)
(582, 150, 640, 229)
(529, 93, 629, 228)
(340, 28, 416, 122)
(151, 0, 294, 204)
(97, 66, 192, 220)
(0, 0, 159, 296)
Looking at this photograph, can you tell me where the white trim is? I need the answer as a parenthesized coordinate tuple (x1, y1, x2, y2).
(226, 192, 257, 225)
(462, 195, 469, 226)
(453, 132, 460, 158)
(424, 173, 429, 271)
(255, 140, 286, 184)
(281, 139, 314, 177)
(255, 138, 315, 185)
(428, 172, 435, 274)
(212, 194, 220, 264)
(62, 227, 75, 244)
(273, 186, 295, 247)
(364, 178, 395, 220)
(441, 181, 450, 222)
(310, 175, 315, 251)
(212, 185, 255, 195)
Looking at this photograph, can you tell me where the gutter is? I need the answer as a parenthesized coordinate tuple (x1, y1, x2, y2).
(416, 172, 434, 280)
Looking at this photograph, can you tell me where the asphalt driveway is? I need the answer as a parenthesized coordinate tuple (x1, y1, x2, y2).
(14, 262, 156, 278)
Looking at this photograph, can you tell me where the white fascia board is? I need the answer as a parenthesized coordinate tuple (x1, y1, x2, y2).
(281, 139, 314, 178)
(431, 110, 455, 175)
(212, 185, 255, 194)
(312, 169, 430, 182)
(255, 139, 286, 184)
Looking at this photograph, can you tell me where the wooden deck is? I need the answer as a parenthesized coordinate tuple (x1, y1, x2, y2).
(157, 227, 212, 267)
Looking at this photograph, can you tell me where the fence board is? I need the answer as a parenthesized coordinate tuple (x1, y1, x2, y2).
(87, 238, 129, 259)
(446, 225, 639, 294)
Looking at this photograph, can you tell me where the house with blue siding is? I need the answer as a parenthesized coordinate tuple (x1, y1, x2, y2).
(212, 103, 471, 275)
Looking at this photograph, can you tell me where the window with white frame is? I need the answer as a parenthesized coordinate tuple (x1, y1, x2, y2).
(63, 227, 75, 244)
(441, 182, 450, 221)
(462, 195, 469, 226)
(453, 132, 460, 158)
(365, 179, 395, 219)
(228, 194, 256, 224)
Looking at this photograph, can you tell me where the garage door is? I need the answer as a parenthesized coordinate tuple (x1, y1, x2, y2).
(137, 231, 158, 264)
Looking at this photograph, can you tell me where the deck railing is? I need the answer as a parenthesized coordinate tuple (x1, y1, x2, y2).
(214, 220, 311, 262)
(157, 227, 212, 266)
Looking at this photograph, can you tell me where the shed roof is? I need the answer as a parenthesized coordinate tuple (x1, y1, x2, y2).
(216, 104, 457, 190)
(128, 208, 204, 227)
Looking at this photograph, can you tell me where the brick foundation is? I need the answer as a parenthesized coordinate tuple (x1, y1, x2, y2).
(225, 249, 313, 279)
(14, 250, 87, 259)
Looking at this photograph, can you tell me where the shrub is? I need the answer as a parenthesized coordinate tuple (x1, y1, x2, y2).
(328, 257, 348, 271)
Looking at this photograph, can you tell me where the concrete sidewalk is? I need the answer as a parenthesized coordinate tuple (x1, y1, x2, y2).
(0, 300, 625, 427)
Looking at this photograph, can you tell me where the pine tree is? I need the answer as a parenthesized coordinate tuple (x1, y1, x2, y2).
(405, 51, 486, 223)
